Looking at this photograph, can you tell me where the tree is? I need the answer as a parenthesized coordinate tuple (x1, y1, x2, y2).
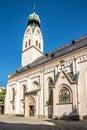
(0, 89, 6, 106)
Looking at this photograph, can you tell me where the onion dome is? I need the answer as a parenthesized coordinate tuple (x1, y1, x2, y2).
(27, 12, 40, 27)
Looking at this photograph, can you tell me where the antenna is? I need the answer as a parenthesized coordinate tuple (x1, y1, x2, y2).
(33, 3, 36, 13)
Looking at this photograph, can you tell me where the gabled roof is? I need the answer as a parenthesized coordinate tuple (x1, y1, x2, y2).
(54, 70, 79, 84)
(10, 35, 87, 77)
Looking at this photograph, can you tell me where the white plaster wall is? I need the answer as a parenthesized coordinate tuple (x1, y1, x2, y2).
(26, 76, 32, 92)
(22, 47, 43, 66)
(54, 72, 77, 116)
(15, 82, 20, 115)
(4, 84, 10, 114)
(39, 71, 44, 116)
(35, 94, 40, 116)
(37, 90, 43, 116)
(78, 61, 87, 116)
(56, 104, 72, 116)
(5, 83, 17, 114)
(85, 70, 87, 115)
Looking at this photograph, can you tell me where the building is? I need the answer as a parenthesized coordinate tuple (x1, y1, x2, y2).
(5, 10, 87, 120)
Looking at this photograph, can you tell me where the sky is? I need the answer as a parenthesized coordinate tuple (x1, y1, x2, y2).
(0, 0, 87, 87)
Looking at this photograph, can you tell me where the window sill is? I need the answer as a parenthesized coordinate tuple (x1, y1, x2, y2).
(56, 102, 72, 105)
(20, 99, 25, 101)
(10, 101, 14, 103)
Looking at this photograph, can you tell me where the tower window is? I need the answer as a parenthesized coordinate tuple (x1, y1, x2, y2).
(25, 41, 27, 48)
(29, 40, 31, 46)
(36, 40, 38, 46)
(37, 29, 40, 34)
(39, 43, 41, 49)
(27, 28, 30, 32)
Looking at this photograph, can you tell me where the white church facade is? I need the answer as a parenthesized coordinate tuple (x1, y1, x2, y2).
(5, 11, 87, 120)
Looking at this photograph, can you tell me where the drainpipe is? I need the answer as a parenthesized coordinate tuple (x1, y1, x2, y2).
(73, 57, 79, 115)
(42, 65, 45, 117)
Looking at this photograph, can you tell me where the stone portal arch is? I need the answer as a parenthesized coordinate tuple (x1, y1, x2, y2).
(28, 96, 35, 106)
(25, 96, 36, 117)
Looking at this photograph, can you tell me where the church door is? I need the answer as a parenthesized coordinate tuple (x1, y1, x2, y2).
(29, 105, 34, 116)
(25, 96, 36, 117)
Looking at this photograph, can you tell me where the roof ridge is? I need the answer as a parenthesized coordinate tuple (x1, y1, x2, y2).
(48, 34, 87, 55)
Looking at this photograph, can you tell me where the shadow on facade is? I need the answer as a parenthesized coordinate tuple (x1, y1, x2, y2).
(60, 113, 80, 121)
(0, 119, 87, 130)
(0, 122, 54, 130)
(0, 106, 4, 114)
(59, 106, 80, 121)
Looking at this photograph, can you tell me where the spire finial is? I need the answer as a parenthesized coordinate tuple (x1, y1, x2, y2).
(33, 3, 36, 13)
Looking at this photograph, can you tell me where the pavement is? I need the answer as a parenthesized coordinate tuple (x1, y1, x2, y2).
(0, 115, 87, 130)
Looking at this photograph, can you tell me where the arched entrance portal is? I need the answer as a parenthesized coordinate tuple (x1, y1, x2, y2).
(25, 96, 36, 117)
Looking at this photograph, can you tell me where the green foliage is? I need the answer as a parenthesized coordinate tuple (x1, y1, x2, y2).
(0, 89, 6, 106)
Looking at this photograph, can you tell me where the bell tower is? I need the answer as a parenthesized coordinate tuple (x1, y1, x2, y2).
(22, 10, 43, 66)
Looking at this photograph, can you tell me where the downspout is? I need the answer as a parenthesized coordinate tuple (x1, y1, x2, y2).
(74, 57, 79, 115)
(42, 65, 45, 117)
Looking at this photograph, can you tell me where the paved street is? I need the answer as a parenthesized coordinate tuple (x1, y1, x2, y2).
(0, 115, 87, 130)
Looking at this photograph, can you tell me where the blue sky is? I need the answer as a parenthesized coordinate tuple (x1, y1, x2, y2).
(0, 0, 87, 87)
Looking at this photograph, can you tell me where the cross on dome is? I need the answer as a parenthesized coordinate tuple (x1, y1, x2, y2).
(27, 5, 41, 27)
(33, 3, 36, 14)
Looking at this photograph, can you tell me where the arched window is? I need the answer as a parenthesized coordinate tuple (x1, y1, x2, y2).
(21, 85, 26, 100)
(25, 41, 27, 48)
(59, 87, 70, 103)
(28, 96, 35, 106)
(48, 78, 53, 104)
(36, 40, 38, 46)
(29, 39, 31, 46)
(39, 43, 41, 49)
(11, 88, 15, 102)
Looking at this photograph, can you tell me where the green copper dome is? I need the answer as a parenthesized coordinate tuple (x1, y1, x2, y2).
(28, 12, 40, 26)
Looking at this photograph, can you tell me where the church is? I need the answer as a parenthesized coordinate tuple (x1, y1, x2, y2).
(5, 10, 87, 120)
